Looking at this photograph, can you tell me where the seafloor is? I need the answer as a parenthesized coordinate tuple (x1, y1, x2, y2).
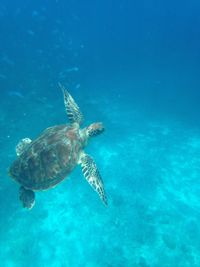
(1, 86, 200, 267)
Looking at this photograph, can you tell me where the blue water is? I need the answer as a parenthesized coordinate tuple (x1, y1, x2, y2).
(1, 0, 200, 266)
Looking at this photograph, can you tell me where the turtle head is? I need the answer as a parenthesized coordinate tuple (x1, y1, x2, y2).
(86, 122, 105, 137)
(86, 122, 105, 138)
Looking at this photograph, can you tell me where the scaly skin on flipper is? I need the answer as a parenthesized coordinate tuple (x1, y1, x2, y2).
(59, 83, 83, 125)
(80, 153, 107, 205)
(16, 138, 32, 156)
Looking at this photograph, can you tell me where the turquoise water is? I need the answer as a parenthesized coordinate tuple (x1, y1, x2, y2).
(1, 1, 200, 266)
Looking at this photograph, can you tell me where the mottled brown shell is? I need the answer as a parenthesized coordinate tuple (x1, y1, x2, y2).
(9, 124, 84, 190)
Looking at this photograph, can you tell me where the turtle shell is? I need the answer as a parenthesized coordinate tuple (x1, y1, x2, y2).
(9, 124, 84, 190)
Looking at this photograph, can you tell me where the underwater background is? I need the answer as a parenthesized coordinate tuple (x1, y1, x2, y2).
(1, 0, 200, 266)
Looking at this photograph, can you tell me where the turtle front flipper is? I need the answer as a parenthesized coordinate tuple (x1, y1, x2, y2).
(59, 83, 83, 125)
(79, 153, 107, 205)
(16, 138, 32, 156)
(19, 186, 35, 209)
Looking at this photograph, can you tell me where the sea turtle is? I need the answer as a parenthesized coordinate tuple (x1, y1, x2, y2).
(9, 84, 107, 209)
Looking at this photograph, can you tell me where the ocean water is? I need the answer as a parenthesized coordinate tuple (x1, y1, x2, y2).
(1, 0, 200, 266)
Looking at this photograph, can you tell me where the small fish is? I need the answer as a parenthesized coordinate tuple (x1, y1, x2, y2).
(0, 74, 7, 80)
(8, 91, 24, 98)
(27, 30, 35, 36)
(58, 67, 79, 79)
(2, 55, 15, 66)
(65, 67, 79, 72)
(32, 10, 39, 17)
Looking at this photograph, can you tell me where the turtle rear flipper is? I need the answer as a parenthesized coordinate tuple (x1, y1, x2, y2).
(59, 83, 83, 125)
(80, 153, 107, 205)
(19, 186, 35, 209)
